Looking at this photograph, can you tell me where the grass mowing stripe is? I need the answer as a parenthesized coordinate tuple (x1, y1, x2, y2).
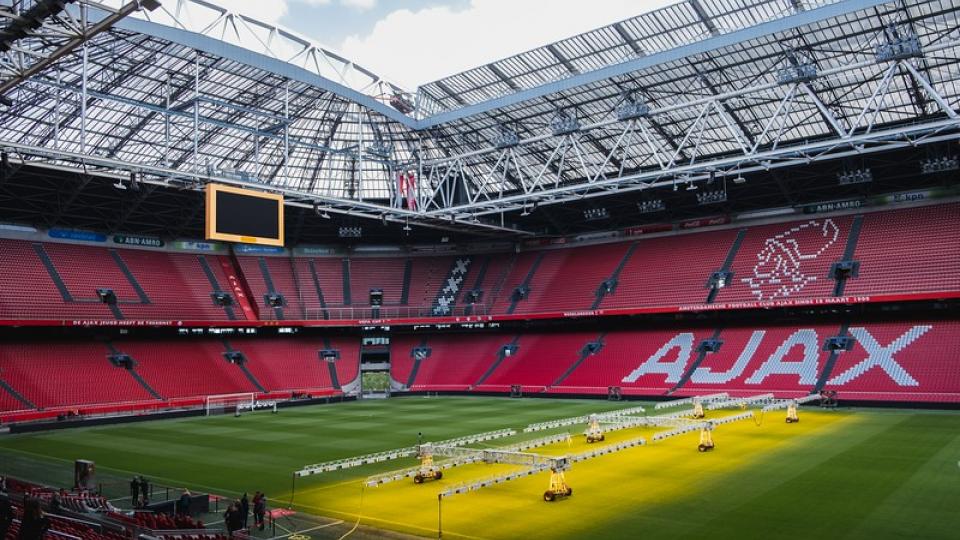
(681, 413, 959, 539)
(848, 416, 960, 538)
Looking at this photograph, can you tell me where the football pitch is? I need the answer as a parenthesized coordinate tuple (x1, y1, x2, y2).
(1, 396, 959, 539)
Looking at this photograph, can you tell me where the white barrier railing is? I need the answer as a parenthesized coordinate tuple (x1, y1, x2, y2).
(707, 394, 775, 410)
(364, 432, 570, 487)
(654, 393, 729, 409)
(295, 428, 516, 477)
(761, 394, 821, 411)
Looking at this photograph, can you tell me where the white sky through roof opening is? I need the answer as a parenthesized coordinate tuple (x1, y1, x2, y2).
(219, 0, 676, 89)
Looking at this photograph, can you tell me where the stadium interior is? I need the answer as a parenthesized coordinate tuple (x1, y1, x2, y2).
(0, 0, 959, 539)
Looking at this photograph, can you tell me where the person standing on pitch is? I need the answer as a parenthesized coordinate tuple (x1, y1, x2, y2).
(239, 493, 250, 529)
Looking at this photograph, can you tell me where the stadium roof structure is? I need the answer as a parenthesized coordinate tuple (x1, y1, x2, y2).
(0, 0, 959, 238)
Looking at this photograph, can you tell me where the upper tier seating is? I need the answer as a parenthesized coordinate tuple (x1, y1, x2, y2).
(713, 216, 853, 304)
(0, 239, 243, 321)
(504, 245, 629, 314)
(235, 256, 305, 320)
(600, 229, 740, 309)
(1, 202, 958, 323)
(844, 204, 960, 297)
(348, 257, 408, 307)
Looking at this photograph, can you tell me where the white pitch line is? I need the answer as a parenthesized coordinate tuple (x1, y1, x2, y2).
(264, 519, 344, 540)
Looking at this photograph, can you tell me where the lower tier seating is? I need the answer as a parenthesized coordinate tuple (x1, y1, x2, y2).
(0, 337, 361, 420)
(233, 336, 358, 392)
(392, 320, 960, 403)
(1, 319, 957, 426)
(0, 341, 154, 409)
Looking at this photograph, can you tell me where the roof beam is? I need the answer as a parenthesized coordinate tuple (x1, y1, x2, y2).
(692, 62, 757, 148)
(689, 0, 719, 37)
(0, 0, 157, 96)
(546, 44, 580, 75)
(114, 16, 416, 127)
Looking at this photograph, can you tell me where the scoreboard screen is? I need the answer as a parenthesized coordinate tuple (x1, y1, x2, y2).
(205, 184, 284, 246)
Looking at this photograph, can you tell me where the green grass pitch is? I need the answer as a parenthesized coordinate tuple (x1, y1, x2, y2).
(1, 396, 959, 539)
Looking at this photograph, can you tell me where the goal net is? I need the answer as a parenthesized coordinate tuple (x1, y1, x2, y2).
(205, 393, 256, 416)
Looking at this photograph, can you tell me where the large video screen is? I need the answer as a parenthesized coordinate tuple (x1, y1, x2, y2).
(205, 184, 284, 246)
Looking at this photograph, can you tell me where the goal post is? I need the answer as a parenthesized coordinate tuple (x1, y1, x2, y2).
(204, 393, 256, 416)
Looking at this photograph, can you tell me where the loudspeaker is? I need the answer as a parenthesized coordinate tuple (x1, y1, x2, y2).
(265, 293, 285, 307)
(319, 349, 340, 363)
(96, 288, 117, 305)
(211, 291, 234, 306)
(223, 351, 245, 365)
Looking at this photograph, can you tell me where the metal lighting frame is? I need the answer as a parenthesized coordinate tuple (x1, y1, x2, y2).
(0, 0, 957, 236)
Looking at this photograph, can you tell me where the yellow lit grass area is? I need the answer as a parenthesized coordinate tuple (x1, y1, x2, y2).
(294, 409, 855, 539)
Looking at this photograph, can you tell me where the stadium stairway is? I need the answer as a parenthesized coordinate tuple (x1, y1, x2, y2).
(592, 244, 637, 309)
(506, 254, 544, 314)
(462, 256, 489, 316)
(813, 323, 853, 393)
(322, 337, 341, 390)
(830, 216, 864, 297)
(403, 338, 431, 388)
(305, 259, 331, 319)
(106, 341, 163, 400)
(108, 249, 151, 304)
(431, 257, 472, 316)
(222, 339, 267, 393)
(549, 333, 606, 388)
(705, 229, 747, 304)
(197, 255, 238, 320)
(668, 328, 725, 393)
(0, 378, 37, 410)
(218, 255, 257, 320)
(400, 258, 413, 306)
(472, 335, 521, 388)
(341, 258, 352, 305)
(258, 256, 287, 320)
